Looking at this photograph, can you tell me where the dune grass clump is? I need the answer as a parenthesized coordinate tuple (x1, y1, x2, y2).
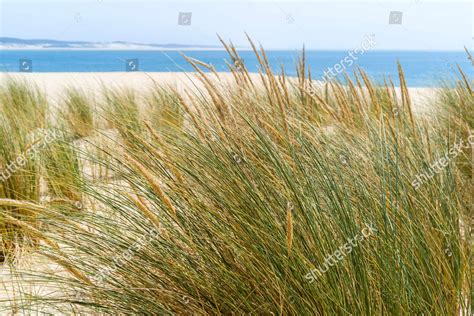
(1, 40, 470, 315)
(438, 68, 473, 132)
(0, 81, 74, 262)
(0, 80, 48, 131)
(41, 133, 83, 206)
(146, 85, 185, 137)
(102, 88, 146, 154)
(0, 80, 50, 261)
(60, 120, 467, 314)
(61, 89, 95, 139)
(104, 88, 141, 133)
(436, 68, 473, 178)
(0, 120, 35, 261)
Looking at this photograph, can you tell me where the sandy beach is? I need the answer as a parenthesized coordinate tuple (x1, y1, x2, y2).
(0, 72, 439, 113)
(0, 72, 206, 103)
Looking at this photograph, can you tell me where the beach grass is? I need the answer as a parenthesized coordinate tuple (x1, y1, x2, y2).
(0, 42, 472, 314)
(0, 81, 46, 262)
(61, 88, 95, 139)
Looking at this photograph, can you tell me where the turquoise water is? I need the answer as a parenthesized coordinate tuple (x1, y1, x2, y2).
(1, 50, 472, 87)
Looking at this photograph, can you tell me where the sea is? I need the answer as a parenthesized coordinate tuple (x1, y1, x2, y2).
(1, 50, 472, 87)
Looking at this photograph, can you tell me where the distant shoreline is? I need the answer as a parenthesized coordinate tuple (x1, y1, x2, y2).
(0, 47, 466, 53)
(0, 47, 241, 51)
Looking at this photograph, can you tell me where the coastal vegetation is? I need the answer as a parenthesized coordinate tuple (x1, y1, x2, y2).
(0, 41, 472, 314)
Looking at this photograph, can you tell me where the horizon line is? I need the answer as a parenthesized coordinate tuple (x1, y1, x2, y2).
(0, 37, 468, 52)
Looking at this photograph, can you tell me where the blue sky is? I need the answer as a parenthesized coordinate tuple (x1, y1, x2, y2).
(0, 0, 472, 50)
